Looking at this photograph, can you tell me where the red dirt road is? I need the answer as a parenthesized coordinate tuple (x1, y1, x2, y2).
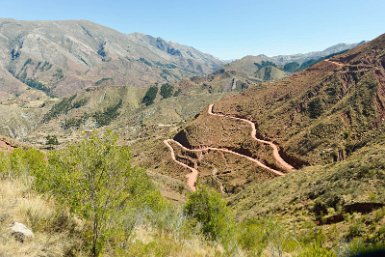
(208, 104, 294, 172)
(325, 59, 345, 68)
(164, 104, 295, 191)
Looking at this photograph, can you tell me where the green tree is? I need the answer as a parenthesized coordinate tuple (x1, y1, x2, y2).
(184, 186, 236, 252)
(44, 131, 164, 256)
(45, 135, 59, 149)
(308, 98, 324, 119)
(142, 85, 158, 106)
(160, 83, 174, 99)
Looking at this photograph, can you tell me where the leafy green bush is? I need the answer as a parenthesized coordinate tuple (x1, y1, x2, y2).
(46, 135, 59, 149)
(239, 218, 300, 257)
(184, 186, 236, 252)
(238, 219, 270, 256)
(38, 131, 166, 256)
(5, 148, 46, 178)
(142, 85, 158, 106)
(160, 83, 174, 99)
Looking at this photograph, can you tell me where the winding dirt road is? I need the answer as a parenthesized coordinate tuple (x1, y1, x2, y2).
(164, 104, 296, 191)
(325, 59, 345, 68)
(164, 139, 199, 191)
(208, 104, 294, 171)
(164, 138, 285, 191)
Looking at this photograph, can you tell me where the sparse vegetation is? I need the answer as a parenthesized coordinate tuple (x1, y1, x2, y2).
(61, 117, 85, 130)
(254, 60, 277, 70)
(174, 88, 182, 96)
(43, 95, 88, 122)
(54, 68, 64, 80)
(43, 95, 77, 122)
(93, 100, 122, 127)
(95, 77, 113, 86)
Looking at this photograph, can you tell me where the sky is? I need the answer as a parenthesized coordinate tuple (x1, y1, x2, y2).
(0, 0, 384, 60)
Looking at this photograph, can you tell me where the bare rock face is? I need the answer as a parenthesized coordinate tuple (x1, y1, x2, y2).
(10, 222, 34, 243)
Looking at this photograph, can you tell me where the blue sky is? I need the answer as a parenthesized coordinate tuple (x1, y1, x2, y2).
(0, 0, 384, 59)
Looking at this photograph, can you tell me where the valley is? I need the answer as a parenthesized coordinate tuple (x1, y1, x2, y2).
(1, 15, 385, 257)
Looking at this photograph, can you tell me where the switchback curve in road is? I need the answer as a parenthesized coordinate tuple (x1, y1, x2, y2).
(208, 104, 294, 172)
(163, 103, 296, 191)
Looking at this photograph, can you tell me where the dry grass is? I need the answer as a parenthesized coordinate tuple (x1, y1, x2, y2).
(127, 225, 227, 257)
(0, 177, 76, 257)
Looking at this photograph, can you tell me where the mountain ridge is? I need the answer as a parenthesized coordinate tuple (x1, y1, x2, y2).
(0, 19, 224, 97)
(224, 42, 362, 81)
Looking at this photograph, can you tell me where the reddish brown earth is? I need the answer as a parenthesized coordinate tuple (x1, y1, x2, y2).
(208, 104, 294, 171)
(164, 103, 292, 191)
(162, 34, 385, 194)
(0, 138, 15, 151)
(213, 34, 385, 165)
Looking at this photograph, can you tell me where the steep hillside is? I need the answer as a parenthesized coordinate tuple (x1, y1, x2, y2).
(134, 34, 385, 254)
(214, 34, 385, 165)
(154, 34, 385, 196)
(0, 19, 223, 97)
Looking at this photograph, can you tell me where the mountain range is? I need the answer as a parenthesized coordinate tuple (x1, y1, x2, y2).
(0, 19, 360, 141)
(1, 18, 385, 256)
(0, 19, 223, 98)
(224, 42, 362, 81)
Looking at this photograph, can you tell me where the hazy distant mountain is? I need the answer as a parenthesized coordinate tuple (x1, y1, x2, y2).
(271, 42, 364, 65)
(224, 42, 362, 81)
(0, 19, 223, 97)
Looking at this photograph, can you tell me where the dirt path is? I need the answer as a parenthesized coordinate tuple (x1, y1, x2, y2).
(325, 59, 345, 68)
(163, 103, 296, 191)
(164, 139, 199, 191)
(208, 104, 294, 171)
(164, 138, 285, 191)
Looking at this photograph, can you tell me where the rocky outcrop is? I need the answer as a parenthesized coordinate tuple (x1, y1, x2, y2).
(10, 222, 34, 243)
